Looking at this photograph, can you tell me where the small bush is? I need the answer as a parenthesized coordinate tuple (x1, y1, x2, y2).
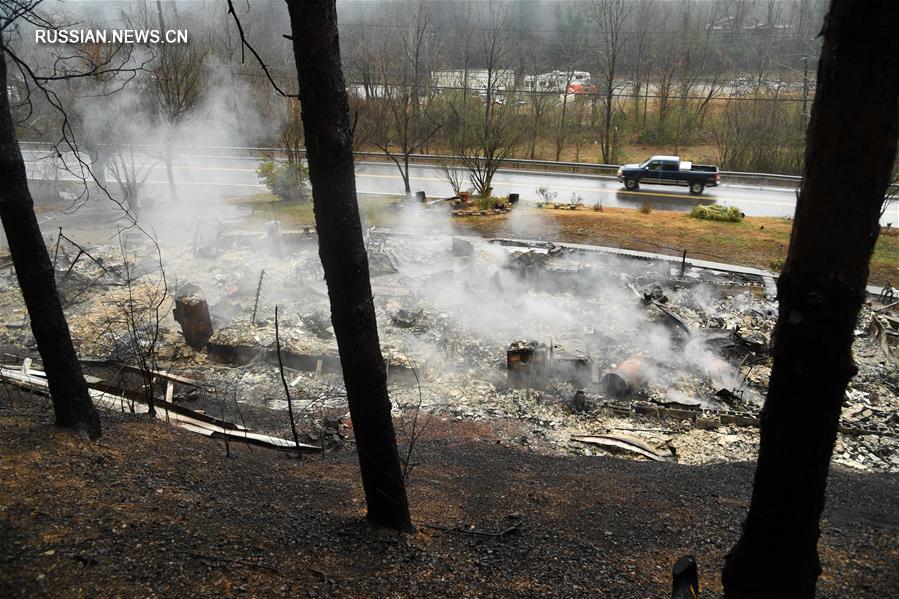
(536, 186, 558, 204)
(592, 201, 603, 212)
(690, 204, 744, 222)
(477, 196, 508, 211)
(569, 193, 584, 208)
(257, 159, 310, 202)
(769, 257, 785, 272)
(639, 198, 652, 214)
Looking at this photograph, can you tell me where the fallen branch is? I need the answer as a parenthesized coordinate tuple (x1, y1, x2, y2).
(275, 305, 302, 453)
(423, 520, 522, 538)
(182, 551, 280, 574)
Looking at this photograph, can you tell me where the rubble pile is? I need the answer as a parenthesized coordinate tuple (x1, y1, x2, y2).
(1, 224, 897, 471)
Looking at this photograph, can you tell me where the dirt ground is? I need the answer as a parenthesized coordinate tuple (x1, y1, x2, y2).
(2, 393, 897, 598)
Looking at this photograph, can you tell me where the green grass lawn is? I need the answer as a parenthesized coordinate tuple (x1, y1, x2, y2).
(234, 192, 402, 228)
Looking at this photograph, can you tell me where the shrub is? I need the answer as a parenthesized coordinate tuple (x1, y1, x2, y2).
(714, 95, 805, 175)
(689, 204, 744, 222)
(592, 201, 603, 212)
(536, 186, 558, 204)
(257, 159, 310, 202)
(477, 196, 508, 211)
(570, 193, 584, 208)
(639, 198, 652, 214)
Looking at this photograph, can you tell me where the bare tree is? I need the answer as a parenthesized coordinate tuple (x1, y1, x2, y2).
(652, 32, 679, 131)
(628, 0, 656, 130)
(571, 94, 591, 162)
(370, 1, 441, 196)
(519, 44, 554, 159)
(0, 19, 100, 438)
(445, 1, 523, 197)
(693, 5, 731, 130)
(591, 0, 632, 163)
(669, 5, 727, 154)
(108, 232, 170, 418)
(106, 144, 156, 214)
(552, 10, 588, 162)
(722, 1, 899, 596)
(285, 0, 413, 532)
(714, 97, 803, 174)
(150, 41, 207, 203)
(344, 21, 381, 101)
(116, 1, 206, 204)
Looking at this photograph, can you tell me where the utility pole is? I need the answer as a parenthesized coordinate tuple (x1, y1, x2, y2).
(801, 53, 810, 126)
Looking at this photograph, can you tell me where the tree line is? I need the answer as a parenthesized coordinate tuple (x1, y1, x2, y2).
(7, 0, 828, 212)
(342, 0, 826, 181)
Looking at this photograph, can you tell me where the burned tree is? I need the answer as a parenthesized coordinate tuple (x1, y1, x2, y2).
(0, 27, 100, 438)
(722, 1, 899, 597)
(285, 0, 413, 532)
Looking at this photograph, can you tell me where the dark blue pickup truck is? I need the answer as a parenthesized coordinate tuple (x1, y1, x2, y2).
(617, 155, 720, 195)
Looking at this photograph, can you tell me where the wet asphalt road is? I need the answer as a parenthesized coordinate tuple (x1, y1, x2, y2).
(22, 149, 899, 225)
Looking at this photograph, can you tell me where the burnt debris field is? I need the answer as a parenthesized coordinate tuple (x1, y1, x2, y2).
(2, 204, 897, 472)
(2, 199, 899, 597)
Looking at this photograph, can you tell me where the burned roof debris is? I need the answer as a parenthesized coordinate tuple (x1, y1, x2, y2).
(1, 222, 896, 471)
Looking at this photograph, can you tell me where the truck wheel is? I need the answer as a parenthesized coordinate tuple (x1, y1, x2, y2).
(689, 182, 704, 195)
(625, 178, 639, 191)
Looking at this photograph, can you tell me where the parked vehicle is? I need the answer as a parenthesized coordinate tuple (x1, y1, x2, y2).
(566, 81, 598, 95)
(617, 155, 720, 195)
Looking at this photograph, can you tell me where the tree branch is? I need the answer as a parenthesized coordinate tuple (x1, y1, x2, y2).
(225, 0, 298, 98)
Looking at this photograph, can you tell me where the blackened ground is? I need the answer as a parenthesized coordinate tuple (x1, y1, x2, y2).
(0, 389, 896, 598)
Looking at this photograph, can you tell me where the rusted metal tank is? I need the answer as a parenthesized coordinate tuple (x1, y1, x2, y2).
(601, 355, 647, 397)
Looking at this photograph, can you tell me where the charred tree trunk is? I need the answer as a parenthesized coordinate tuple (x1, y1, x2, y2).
(0, 32, 101, 439)
(722, 2, 899, 597)
(286, 0, 413, 532)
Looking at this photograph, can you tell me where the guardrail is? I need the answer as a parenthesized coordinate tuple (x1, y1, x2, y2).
(15, 140, 809, 188)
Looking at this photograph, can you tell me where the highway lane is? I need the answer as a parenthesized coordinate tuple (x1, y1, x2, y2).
(21, 150, 899, 225)
(145, 153, 802, 218)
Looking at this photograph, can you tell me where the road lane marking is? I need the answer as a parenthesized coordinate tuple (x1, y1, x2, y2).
(354, 172, 795, 207)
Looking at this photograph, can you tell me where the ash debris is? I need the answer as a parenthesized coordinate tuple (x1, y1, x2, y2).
(1, 221, 897, 472)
